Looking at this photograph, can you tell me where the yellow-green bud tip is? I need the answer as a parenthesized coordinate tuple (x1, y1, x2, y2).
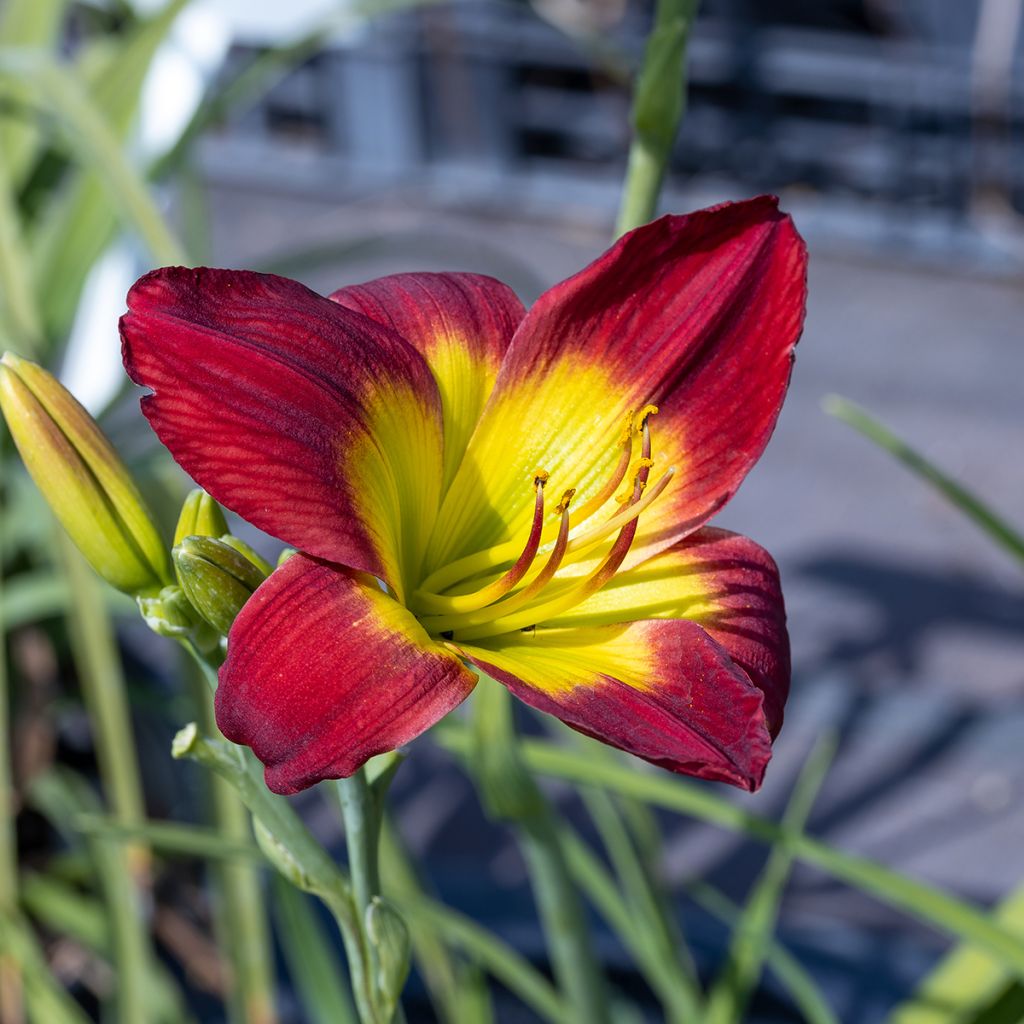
(0, 355, 172, 596)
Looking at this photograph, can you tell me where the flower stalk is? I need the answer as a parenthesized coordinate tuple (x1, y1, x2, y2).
(616, 0, 700, 236)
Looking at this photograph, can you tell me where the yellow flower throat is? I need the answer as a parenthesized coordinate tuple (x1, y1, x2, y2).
(409, 406, 674, 642)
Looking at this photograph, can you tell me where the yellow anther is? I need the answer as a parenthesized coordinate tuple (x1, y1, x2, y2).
(633, 404, 659, 431)
(556, 488, 576, 514)
(534, 470, 550, 487)
(617, 409, 636, 446)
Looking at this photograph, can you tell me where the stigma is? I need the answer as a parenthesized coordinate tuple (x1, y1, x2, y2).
(411, 406, 674, 641)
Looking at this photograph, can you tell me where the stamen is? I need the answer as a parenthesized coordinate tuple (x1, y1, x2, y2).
(412, 474, 547, 615)
(418, 491, 575, 635)
(450, 451, 655, 641)
(567, 466, 674, 555)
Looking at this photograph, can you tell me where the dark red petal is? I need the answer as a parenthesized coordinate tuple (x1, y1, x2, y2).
(460, 618, 773, 791)
(549, 527, 790, 735)
(330, 273, 525, 489)
(216, 554, 477, 794)
(427, 196, 807, 574)
(120, 267, 445, 593)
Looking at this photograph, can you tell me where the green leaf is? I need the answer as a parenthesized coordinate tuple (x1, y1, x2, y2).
(561, 825, 703, 1023)
(823, 395, 1024, 566)
(704, 735, 836, 1023)
(434, 726, 1024, 980)
(0, 910, 93, 1024)
(887, 884, 1024, 1024)
(400, 897, 569, 1024)
(0, 155, 43, 354)
(578, 787, 701, 1022)
(0, 0, 67, 186)
(690, 883, 840, 1024)
(21, 0, 189, 338)
(272, 875, 358, 1024)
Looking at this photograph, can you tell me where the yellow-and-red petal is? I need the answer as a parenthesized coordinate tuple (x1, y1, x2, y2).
(547, 527, 790, 735)
(216, 554, 477, 794)
(425, 196, 807, 576)
(329, 272, 525, 489)
(120, 268, 445, 597)
(459, 617, 773, 791)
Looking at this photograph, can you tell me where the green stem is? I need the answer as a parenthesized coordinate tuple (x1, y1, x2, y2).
(185, 657, 276, 1024)
(336, 767, 410, 1024)
(470, 682, 608, 1024)
(338, 770, 382, 915)
(57, 534, 152, 1024)
(0, 504, 17, 911)
(169, 719, 389, 1024)
(0, 485, 25, 1023)
(615, 0, 700, 236)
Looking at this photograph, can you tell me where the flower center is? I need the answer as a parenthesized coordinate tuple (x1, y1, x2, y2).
(410, 406, 674, 641)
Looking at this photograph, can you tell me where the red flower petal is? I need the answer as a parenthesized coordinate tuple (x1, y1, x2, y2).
(426, 196, 807, 575)
(216, 554, 477, 794)
(460, 617, 772, 791)
(549, 527, 790, 735)
(120, 267, 445, 596)
(330, 273, 525, 489)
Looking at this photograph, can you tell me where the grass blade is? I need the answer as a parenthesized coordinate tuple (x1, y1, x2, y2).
(704, 735, 836, 1023)
(271, 875, 357, 1024)
(579, 788, 702, 1022)
(434, 727, 1024, 980)
(887, 884, 1024, 1024)
(691, 884, 839, 1024)
(823, 395, 1024, 565)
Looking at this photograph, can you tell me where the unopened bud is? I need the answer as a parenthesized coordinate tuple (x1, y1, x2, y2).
(0, 352, 171, 595)
(174, 488, 229, 546)
(366, 896, 411, 1018)
(173, 535, 268, 635)
(137, 585, 200, 638)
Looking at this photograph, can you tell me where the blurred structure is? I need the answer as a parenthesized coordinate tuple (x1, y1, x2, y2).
(195, 0, 1024, 263)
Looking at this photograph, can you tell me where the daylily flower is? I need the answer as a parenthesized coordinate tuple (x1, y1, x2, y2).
(120, 196, 806, 795)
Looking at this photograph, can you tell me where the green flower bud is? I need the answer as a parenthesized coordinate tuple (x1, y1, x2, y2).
(137, 584, 199, 637)
(173, 535, 268, 636)
(0, 352, 171, 596)
(173, 488, 229, 547)
(365, 896, 411, 1018)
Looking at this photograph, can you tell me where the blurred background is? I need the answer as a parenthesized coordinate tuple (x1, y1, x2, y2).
(3, 0, 1024, 1021)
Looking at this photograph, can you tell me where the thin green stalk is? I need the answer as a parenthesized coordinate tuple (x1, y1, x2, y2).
(185, 657, 276, 1024)
(690, 884, 839, 1024)
(335, 764, 410, 1024)
(823, 395, 1024, 565)
(470, 682, 609, 1024)
(615, 0, 699, 236)
(169, 721, 386, 1024)
(561, 826, 702, 1022)
(57, 534, 152, 1024)
(338, 770, 382, 916)
(399, 897, 568, 1023)
(580, 788, 701, 1022)
(704, 735, 836, 1024)
(0, 498, 25, 1023)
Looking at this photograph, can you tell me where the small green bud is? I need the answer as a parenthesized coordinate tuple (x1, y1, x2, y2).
(173, 535, 268, 636)
(173, 488, 229, 547)
(365, 896, 411, 1018)
(137, 585, 200, 637)
(0, 352, 171, 596)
